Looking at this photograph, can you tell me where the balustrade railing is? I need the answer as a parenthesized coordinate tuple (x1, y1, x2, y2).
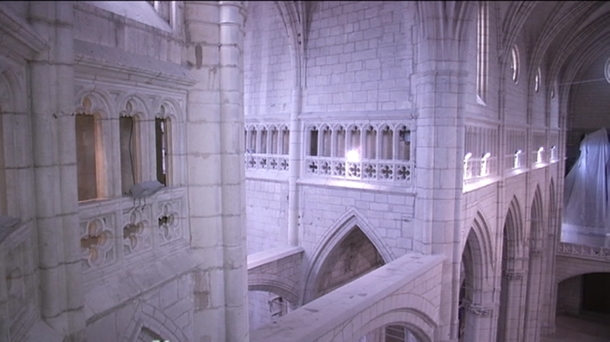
(245, 153, 289, 171)
(557, 242, 610, 261)
(304, 156, 413, 183)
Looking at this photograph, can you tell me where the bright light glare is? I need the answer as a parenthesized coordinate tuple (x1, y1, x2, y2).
(346, 149, 360, 162)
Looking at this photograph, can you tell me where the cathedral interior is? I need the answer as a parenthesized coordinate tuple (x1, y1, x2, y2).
(1, 1, 610, 341)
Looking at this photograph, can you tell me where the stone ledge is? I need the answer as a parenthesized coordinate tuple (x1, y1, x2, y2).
(248, 246, 304, 270)
(251, 253, 444, 342)
(74, 40, 196, 89)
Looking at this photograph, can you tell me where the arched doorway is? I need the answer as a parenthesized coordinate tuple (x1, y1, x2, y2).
(523, 187, 545, 341)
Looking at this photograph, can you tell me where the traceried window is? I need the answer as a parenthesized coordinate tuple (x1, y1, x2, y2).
(510, 45, 520, 84)
(476, 1, 489, 103)
(155, 118, 169, 186)
(76, 114, 99, 201)
(119, 116, 138, 195)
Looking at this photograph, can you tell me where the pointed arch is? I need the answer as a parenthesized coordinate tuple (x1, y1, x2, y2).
(530, 185, 545, 251)
(74, 87, 114, 119)
(504, 195, 524, 262)
(302, 209, 395, 304)
(463, 210, 494, 285)
(122, 302, 188, 342)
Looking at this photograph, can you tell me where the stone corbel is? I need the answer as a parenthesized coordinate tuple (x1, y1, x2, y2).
(502, 270, 524, 280)
(465, 303, 493, 317)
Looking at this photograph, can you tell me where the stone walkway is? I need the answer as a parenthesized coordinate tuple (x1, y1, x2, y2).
(541, 314, 610, 342)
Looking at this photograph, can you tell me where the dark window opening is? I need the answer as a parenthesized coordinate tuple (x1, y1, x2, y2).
(75, 114, 98, 201)
(155, 118, 169, 186)
(120, 116, 136, 195)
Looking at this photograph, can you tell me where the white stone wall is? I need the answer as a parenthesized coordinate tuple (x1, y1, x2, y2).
(243, 1, 293, 118)
(304, 1, 415, 113)
(85, 272, 192, 341)
(300, 183, 415, 260)
(246, 178, 289, 253)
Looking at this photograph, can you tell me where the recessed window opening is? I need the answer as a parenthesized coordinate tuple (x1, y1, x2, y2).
(270, 127, 278, 154)
(309, 127, 319, 156)
(398, 126, 411, 160)
(510, 45, 520, 84)
(334, 127, 346, 158)
(260, 127, 268, 154)
(476, 1, 489, 102)
(321, 126, 332, 157)
(76, 114, 99, 201)
(347, 126, 361, 158)
(380, 126, 393, 160)
(364, 125, 376, 159)
(281, 128, 289, 155)
(535, 67, 541, 93)
(155, 117, 169, 186)
(119, 116, 137, 195)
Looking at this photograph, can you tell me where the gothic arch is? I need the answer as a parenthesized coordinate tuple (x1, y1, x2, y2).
(352, 293, 438, 342)
(463, 210, 494, 282)
(75, 87, 114, 119)
(122, 302, 188, 342)
(116, 92, 152, 119)
(302, 208, 395, 304)
(248, 279, 300, 306)
(504, 195, 524, 263)
(530, 185, 545, 251)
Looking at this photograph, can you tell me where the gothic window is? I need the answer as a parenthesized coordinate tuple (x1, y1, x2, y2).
(246, 126, 257, 153)
(309, 127, 319, 156)
(332, 126, 345, 158)
(119, 116, 138, 195)
(364, 125, 376, 159)
(535, 67, 541, 93)
(380, 126, 393, 160)
(280, 127, 289, 155)
(155, 118, 169, 186)
(270, 127, 278, 154)
(320, 125, 332, 157)
(260, 127, 268, 154)
(476, 1, 489, 103)
(347, 126, 361, 160)
(397, 126, 411, 160)
(75, 114, 99, 201)
(510, 45, 520, 84)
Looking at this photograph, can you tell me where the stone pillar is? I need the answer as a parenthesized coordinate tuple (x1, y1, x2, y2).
(413, 3, 475, 340)
(497, 270, 526, 342)
(288, 87, 302, 247)
(523, 251, 543, 341)
(463, 304, 495, 342)
(184, 1, 248, 341)
(28, 1, 85, 339)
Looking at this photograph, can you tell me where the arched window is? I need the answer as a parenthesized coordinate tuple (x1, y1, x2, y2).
(535, 67, 541, 93)
(510, 45, 520, 84)
(476, 1, 489, 102)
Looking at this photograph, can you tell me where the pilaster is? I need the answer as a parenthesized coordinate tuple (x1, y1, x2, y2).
(28, 1, 86, 339)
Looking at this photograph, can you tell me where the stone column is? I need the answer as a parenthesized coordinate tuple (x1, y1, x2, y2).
(497, 270, 526, 342)
(29, 1, 85, 339)
(288, 86, 302, 247)
(219, 2, 249, 340)
(523, 250, 543, 342)
(184, 1, 248, 341)
(413, 3, 475, 340)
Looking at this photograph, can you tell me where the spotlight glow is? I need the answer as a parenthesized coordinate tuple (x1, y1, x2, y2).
(346, 149, 360, 162)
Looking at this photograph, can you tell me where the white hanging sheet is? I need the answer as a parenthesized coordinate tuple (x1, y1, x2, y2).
(563, 128, 610, 232)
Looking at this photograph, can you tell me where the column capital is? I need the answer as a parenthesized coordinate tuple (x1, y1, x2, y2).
(503, 270, 524, 280)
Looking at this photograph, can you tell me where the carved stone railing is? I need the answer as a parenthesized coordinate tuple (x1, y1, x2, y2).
(557, 242, 610, 262)
(0, 220, 38, 341)
(245, 153, 289, 172)
(78, 187, 188, 286)
(304, 156, 413, 183)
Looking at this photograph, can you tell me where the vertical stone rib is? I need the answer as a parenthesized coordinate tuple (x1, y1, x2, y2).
(29, 1, 85, 338)
(219, 2, 249, 340)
